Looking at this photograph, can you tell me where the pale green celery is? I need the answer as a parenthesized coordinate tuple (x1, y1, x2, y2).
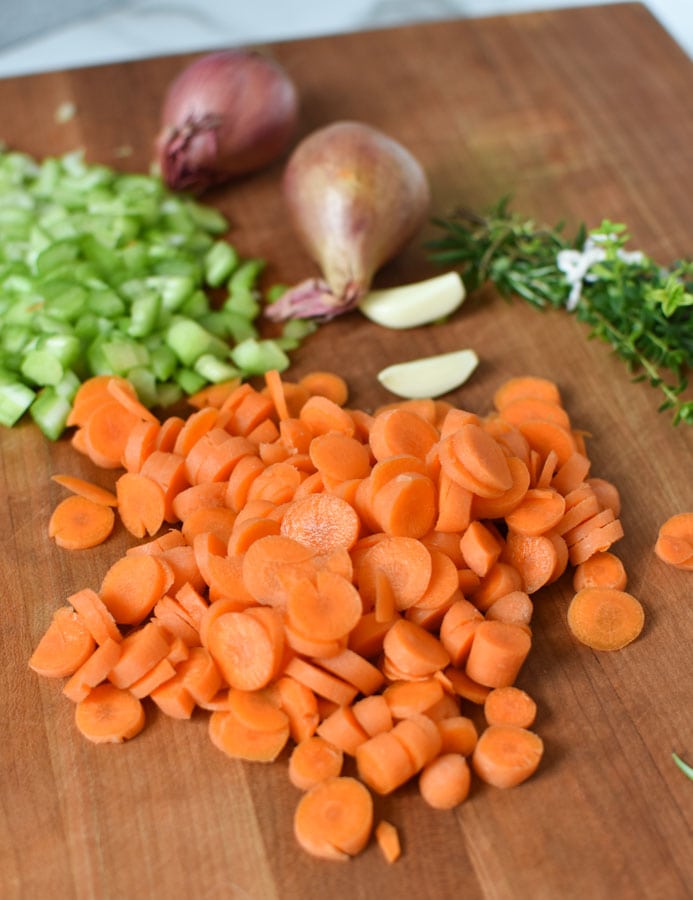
(230, 337, 290, 375)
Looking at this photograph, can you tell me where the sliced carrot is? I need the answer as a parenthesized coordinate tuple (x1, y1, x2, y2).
(74, 683, 146, 743)
(484, 686, 537, 729)
(187, 377, 241, 410)
(115, 472, 166, 539)
(368, 408, 439, 463)
(356, 731, 417, 795)
(382, 619, 449, 679)
(299, 370, 349, 407)
(471, 562, 524, 612)
(493, 375, 562, 411)
(391, 714, 442, 771)
(437, 716, 478, 756)
(276, 675, 320, 744)
(149, 675, 196, 719)
(48, 495, 115, 550)
(654, 512, 693, 571)
(155, 415, 186, 453)
(227, 686, 287, 733)
(314, 646, 384, 696)
(355, 536, 432, 611)
(503, 531, 559, 594)
(551, 452, 591, 496)
(51, 474, 118, 507)
(371, 472, 437, 540)
(206, 606, 285, 691)
(465, 620, 532, 688)
(445, 665, 491, 705)
(484, 590, 534, 628)
(81, 399, 143, 469)
(139, 450, 190, 523)
(572, 551, 628, 591)
(181, 505, 237, 546)
(209, 704, 290, 762)
(383, 678, 445, 720)
(586, 476, 622, 517)
(518, 419, 577, 467)
(67, 374, 136, 427)
(296, 394, 356, 439)
(100, 553, 172, 625)
(316, 705, 369, 755)
(122, 419, 160, 473)
(375, 820, 401, 864)
(293, 776, 373, 861)
(128, 657, 177, 699)
(567, 587, 645, 651)
(504, 488, 566, 536)
(283, 657, 359, 707)
(472, 724, 544, 788)
(289, 735, 344, 790)
(352, 694, 394, 737)
(309, 431, 371, 483)
(459, 520, 503, 578)
(29, 606, 96, 678)
(108, 621, 171, 689)
(419, 753, 471, 809)
(68, 587, 122, 645)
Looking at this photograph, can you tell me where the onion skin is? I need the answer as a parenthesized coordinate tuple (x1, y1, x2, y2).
(266, 121, 430, 321)
(156, 49, 299, 194)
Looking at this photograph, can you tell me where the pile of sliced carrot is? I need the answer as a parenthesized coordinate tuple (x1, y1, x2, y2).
(31, 369, 651, 862)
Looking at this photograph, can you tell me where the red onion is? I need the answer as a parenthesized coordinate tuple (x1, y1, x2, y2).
(265, 121, 430, 321)
(156, 49, 299, 194)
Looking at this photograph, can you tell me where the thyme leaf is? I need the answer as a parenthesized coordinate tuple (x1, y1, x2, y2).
(428, 198, 693, 425)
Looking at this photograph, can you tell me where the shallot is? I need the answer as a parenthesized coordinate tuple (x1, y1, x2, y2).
(265, 121, 430, 321)
(155, 49, 299, 194)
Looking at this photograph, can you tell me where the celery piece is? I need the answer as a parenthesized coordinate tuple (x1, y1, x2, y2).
(184, 201, 228, 234)
(224, 288, 260, 320)
(229, 258, 265, 293)
(179, 289, 210, 320)
(193, 353, 241, 384)
(29, 387, 73, 440)
(127, 292, 161, 338)
(230, 338, 290, 376)
(204, 240, 239, 287)
(126, 366, 158, 407)
(175, 367, 207, 395)
(154, 381, 182, 408)
(149, 344, 178, 382)
(20, 349, 64, 386)
(166, 318, 227, 367)
(35, 240, 80, 275)
(0, 380, 36, 426)
(100, 337, 149, 375)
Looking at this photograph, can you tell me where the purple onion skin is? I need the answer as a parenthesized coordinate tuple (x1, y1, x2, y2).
(266, 121, 430, 321)
(156, 49, 299, 194)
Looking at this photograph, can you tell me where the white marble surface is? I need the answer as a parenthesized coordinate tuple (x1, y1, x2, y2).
(0, 0, 691, 80)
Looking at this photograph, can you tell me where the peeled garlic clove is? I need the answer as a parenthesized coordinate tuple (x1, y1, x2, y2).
(358, 271, 465, 329)
(377, 348, 479, 399)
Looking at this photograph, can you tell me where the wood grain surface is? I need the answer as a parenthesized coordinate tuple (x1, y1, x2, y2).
(1, 4, 692, 899)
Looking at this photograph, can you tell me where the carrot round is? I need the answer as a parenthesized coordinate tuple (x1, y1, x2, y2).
(100, 554, 172, 625)
(567, 587, 645, 651)
(465, 621, 532, 688)
(207, 607, 284, 690)
(419, 753, 471, 809)
(382, 619, 450, 679)
(293, 776, 373, 861)
(289, 736, 344, 790)
(437, 716, 478, 756)
(472, 724, 544, 788)
(51, 474, 118, 507)
(355, 536, 433, 611)
(116, 472, 166, 539)
(29, 606, 96, 678)
(74, 683, 146, 744)
(208, 705, 290, 762)
(484, 686, 537, 729)
(654, 512, 693, 571)
(48, 495, 115, 550)
(280, 493, 361, 554)
(493, 375, 562, 411)
(375, 820, 401, 864)
(572, 551, 628, 591)
(371, 472, 437, 539)
(298, 370, 349, 406)
(356, 731, 417, 795)
(504, 488, 566, 536)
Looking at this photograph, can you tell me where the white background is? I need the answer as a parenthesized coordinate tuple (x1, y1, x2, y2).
(0, 0, 691, 79)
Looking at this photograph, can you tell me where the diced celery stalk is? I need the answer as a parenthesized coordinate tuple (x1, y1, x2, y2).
(53, 369, 80, 400)
(146, 275, 196, 311)
(0, 381, 36, 426)
(126, 367, 158, 407)
(101, 337, 149, 374)
(89, 290, 126, 318)
(220, 310, 258, 344)
(282, 318, 318, 342)
(154, 381, 182, 408)
(166, 318, 226, 367)
(179, 290, 210, 320)
(149, 344, 178, 381)
(35, 240, 79, 275)
(43, 285, 87, 322)
(175, 367, 207, 395)
(204, 240, 239, 287)
(230, 338, 290, 375)
(229, 258, 265, 293)
(193, 353, 241, 384)
(185, 201, 228, 234)
(38, 333, 81, 368)
(20, 349, 64, 386)
(127, 292, 161, 337)
(29, 387, 72, 440)
(224, 288, 260, 319)
(1, 324, 32, 354)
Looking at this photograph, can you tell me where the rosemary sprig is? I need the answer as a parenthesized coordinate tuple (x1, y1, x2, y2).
(428, 198, 693, 425)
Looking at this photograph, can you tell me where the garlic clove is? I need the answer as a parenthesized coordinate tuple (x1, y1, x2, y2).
(377, 348, 479, 399)
(358, 271, 465, 329)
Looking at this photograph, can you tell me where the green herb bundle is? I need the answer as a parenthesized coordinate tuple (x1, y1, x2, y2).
(428, 198, 693, 425)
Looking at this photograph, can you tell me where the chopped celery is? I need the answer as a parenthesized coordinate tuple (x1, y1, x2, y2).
(230, 338, 290, 375)
(0, 147, 315, 439)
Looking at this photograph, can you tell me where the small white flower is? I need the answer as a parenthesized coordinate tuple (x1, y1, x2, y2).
(557, 233, 644, 310)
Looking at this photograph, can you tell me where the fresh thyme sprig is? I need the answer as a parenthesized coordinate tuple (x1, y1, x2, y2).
(428, 197, 693, 425)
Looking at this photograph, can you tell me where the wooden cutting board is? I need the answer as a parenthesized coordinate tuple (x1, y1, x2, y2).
(1, 4, 692, 898)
